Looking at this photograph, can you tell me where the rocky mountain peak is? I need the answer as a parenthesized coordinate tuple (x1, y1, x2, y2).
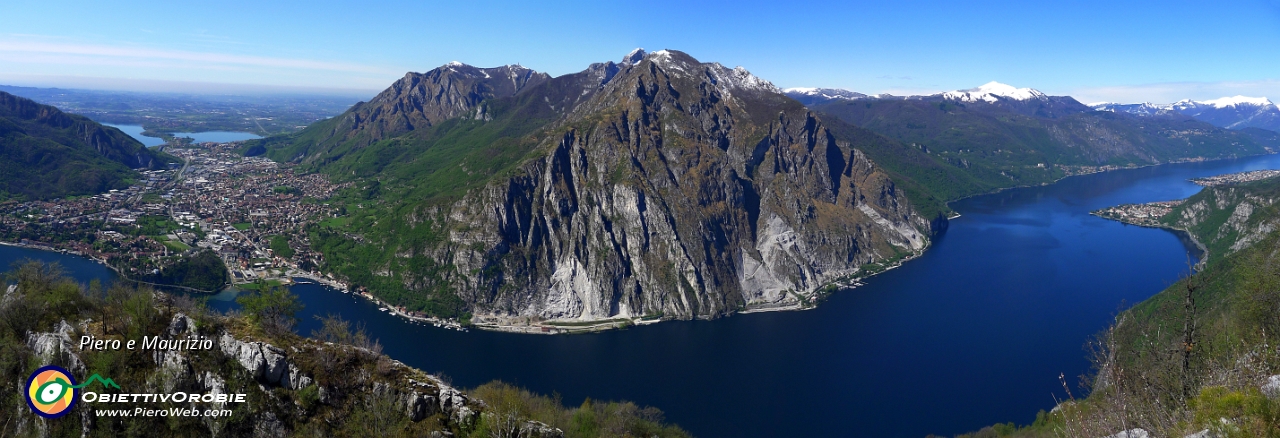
(252, 48, 935, 325)
(621, 48, 646, 65)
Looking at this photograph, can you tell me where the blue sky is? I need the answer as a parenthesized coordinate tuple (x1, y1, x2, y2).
(3, 0, 1279, 103)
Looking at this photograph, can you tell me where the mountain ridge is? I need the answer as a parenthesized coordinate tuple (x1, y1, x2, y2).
(794, 86, 1276, 208)
(0, 91, 171, 200)
(245, 49, 932, 325)
(1093, 96, 1280, 132)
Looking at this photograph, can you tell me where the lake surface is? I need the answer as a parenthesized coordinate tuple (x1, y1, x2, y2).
(7, 154, 1280, 437)
(170, 131, 262, 143)
(100, 124, 261, 145)
(102, 123, 165, 147)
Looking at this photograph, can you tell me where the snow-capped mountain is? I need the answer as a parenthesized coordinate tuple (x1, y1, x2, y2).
(940, 81, 1046, 103)
(783, 88, 870, 106)
(1093, 96, 1280, 131)
(1089, 102, 1179, 117)
(644, 49, 781, 95)
(784, 81, 1088, 117)
(931, 81, 1089, 118)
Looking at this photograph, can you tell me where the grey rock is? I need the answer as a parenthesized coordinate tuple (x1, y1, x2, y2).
(167, 313, 197, 336)
(1106, 429, 1150, 438)
(283, 364, 311, 390)
(26, 320, 85, 373)
(253, 411, 285, 438)
(1262, 375, 1280, 399)
(519, 420, 564, 438)
(218, 333, 290, 386)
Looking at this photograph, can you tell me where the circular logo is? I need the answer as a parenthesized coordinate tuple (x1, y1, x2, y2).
(26, 365, 78, 418)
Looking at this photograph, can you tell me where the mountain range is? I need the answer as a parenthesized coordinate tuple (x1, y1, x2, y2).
(1092, 95, 1280, 132)
(785, 84, 1280, 134)
(246, 49, 930, 324)
(0, 91, 171, 201)
(786, 82, 1275, 206)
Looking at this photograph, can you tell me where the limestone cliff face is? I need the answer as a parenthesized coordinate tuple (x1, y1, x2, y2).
(398, 50, 930, 321)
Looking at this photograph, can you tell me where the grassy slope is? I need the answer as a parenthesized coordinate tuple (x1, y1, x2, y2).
(0, 116, 140, 201)
(0, 93, 175, 201)
(246, 89, 565, 318)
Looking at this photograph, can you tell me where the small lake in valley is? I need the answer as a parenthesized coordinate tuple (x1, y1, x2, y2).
(102, 123, 165, 147)
(102, 124, 261, 145)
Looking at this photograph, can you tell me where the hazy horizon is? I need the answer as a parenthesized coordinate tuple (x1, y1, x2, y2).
(5, 1, 1280, 104)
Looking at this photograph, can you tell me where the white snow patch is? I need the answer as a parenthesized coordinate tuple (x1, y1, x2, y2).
(705, 62, 781, 95)
(621, 48, 646, 65)
(1200, 95, 1274, 109)
(646, 50, 685, 73)
(942, 81, 1046, 103)
(784, 87, 868, 100)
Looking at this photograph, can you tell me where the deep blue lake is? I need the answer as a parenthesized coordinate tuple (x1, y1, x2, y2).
(6, 154, 1280, 437)
(101, 123, 261, 145)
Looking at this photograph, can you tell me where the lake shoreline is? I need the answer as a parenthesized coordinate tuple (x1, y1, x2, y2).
(471, 246, 923, 335)
(9, 152, 1275, 437)
(6, 153, 1262, 335)
(0, 240, 226, 293)
(944, 154, 1273, 206)
(1087, 214, 1209, 270)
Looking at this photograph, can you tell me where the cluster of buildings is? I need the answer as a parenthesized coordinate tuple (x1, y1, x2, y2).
(1190, 169, 1280, 187)
(158, 144, 349, 283)
(0, 142, 348, 288)
(1092, 200, 1184, 227)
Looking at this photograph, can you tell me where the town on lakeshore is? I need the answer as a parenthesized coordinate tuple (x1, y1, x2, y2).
(1190, 169, 1280, 186)
(0, 141, 471, 331)
(1088, 169, 1280, 270)
(1092, 169, 1280, 229)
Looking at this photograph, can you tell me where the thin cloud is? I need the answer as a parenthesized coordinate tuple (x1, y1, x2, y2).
(0, 52, 248, 72)
(0, 40, 386, 74)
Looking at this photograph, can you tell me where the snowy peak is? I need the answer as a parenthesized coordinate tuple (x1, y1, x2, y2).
(636, 50, 781, 95)
(942, 81, 1046, 103)
(621, 48, 646, 65)
(709, 63, 781, 94)
(1199, 95, 1274, 109)
(1100, 95, 1280, 131)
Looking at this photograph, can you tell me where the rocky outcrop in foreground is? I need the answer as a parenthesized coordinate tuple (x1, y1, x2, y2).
(17, 310, 510, 437)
